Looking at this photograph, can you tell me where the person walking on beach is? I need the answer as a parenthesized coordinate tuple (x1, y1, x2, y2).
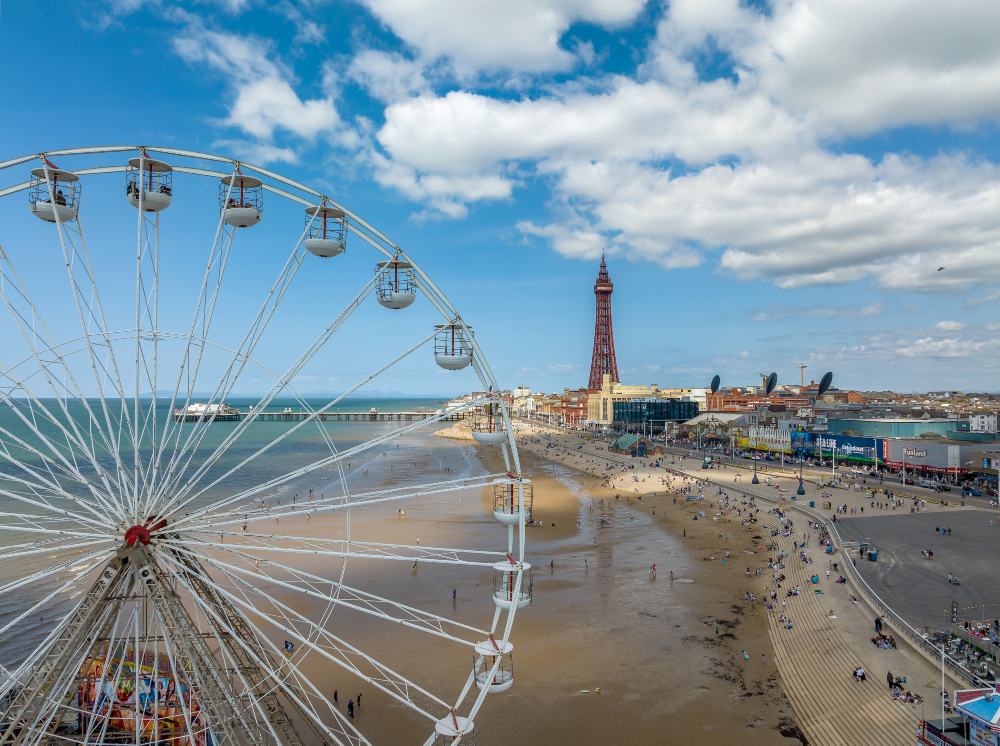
(357, 693, 362, 710)
(886, 671, 894, 690)
(347, 699, 354, 718)
(333, 690, 339, 708)
(453, 589, 457, 600)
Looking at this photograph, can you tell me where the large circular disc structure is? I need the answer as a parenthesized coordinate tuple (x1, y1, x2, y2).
(0, 147, 528, 746)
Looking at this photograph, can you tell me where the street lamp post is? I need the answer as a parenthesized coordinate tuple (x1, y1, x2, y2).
(751, 429, 760, 484)
(797, 441, 806, 496)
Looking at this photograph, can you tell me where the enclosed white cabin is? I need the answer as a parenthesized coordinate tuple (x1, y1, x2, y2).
(471, 401, 506, 445)
(433, 324, 473, 370)
(220, 174, 263, 227)
(492, 479, 532, 525)
(28, 167, 80, 223)
(126, 157, 173, 212)
(304, 205, 346, 257)
(473, 639, 513, 693)
(376, 260, 416, 309)
(492, 561, 532, 609)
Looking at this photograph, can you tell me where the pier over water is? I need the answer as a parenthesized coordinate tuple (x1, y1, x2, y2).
(171, 408, 468, 424)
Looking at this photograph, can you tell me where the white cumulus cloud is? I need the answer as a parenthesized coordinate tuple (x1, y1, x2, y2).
(356, 0, 647, 74)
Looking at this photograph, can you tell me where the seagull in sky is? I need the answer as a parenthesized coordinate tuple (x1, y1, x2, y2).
(937, 267, 945, 271)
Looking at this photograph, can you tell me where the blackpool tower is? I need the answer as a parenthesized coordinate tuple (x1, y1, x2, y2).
(588, 255, 619, 389)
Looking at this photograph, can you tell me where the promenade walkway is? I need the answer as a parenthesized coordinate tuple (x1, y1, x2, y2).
(759, 510, 917, 745)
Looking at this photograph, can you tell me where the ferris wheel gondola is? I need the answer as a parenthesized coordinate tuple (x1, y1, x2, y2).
(220, 172, 263, 227)
(376, 259, 417, 308)
(28, 163, 79, 223)
(0, 146, 527, 746)
(303, 204, 347, 257)
(126, 155, 173, 212)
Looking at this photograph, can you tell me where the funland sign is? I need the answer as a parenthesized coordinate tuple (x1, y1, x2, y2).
(738, 426, 792, 454)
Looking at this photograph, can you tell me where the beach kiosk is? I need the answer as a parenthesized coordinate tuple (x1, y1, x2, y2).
(126, 154, 173, 212)
(303, 204, 346, 257)
(28, 162, 80, 223)
(220, 172, 263, 227)
(957, 686, 1000, 745)
(918, 685, 1000, 745)
(433, 323, 473, 370)
(375, 260, 417, 308)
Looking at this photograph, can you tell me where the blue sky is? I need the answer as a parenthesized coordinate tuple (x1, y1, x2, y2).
(1, 0, 1000, 397)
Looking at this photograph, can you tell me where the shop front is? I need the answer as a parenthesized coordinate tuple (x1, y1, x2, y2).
(882, 440, 974, 477)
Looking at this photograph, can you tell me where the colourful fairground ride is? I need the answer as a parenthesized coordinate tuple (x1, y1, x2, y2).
(74, 645, 214, 745)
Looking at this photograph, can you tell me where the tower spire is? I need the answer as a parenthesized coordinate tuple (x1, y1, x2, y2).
(588, 253, 619, 389)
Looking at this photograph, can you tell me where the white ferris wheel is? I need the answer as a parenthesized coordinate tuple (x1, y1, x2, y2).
(0, 147, 533, 746)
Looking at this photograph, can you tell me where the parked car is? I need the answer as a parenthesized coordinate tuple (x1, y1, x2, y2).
(985, 488, 998, 497)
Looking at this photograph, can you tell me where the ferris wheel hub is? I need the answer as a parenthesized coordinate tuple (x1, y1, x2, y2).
(123, 524, 151, 546)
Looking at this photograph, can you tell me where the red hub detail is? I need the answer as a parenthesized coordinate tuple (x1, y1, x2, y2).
(124, 525, 151, 546)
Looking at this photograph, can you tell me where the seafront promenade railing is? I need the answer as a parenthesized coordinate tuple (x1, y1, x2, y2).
(519, 425, 990, 689)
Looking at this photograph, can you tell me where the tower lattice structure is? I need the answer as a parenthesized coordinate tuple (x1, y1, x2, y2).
(588, 255, 619, 390)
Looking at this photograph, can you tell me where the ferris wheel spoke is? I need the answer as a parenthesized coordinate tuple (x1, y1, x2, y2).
(157, 265, 391, 518)
(25, 199, 139, 497)
(0, 545, 115, 603)
(0, 376, 122, 510)
(172, 543, 490, 643)
(0, 420, 124, 520)
(149, 165, 241, 511)
(187, 471, 504, 530)
(0, 318, 130, 517)
(169, 555, 448, 720)
(177, 578, 290, 746)
(167, 397, 481, 530)
(0, 538, 111, 563)
(145, 221, 261, 509)
(161, 322, 435, 519)
(160, 555, 370, 746)
(164, 535, 499, 567)
(0, 486, 113, 533)
(0, 555, 107, 647)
